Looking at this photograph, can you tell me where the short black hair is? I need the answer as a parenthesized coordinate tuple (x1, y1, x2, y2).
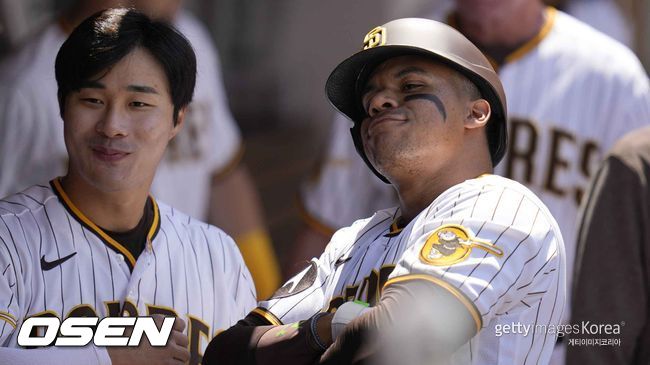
(55, 8, 196, 125)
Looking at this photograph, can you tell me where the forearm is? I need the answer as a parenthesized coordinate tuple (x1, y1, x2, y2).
(202, 313, 330, 365)
(320, 277, 477, 365)
(0, 345, 111, 365)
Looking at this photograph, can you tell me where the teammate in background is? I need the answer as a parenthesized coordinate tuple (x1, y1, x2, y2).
(293, 1, 649, 361)
(0, 0, 280, 299)
(0, 9, 255, 365)
(568, 126, 650, 365)
(203, 18, 565, 365)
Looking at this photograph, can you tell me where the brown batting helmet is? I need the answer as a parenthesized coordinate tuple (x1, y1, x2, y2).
(326, 18, 508, 183)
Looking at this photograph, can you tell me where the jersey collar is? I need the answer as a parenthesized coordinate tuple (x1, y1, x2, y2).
(385, 210, 405, 237)
(50, 178, 161, 270)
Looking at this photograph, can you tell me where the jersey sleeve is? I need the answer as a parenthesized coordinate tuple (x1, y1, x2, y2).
(256, 260, 329, 325)
(256, 223, 357, 324)
(0, 231, 20, 345)
(388, 181, 566, 330)
(299, 113, 397, 231)
(219, 230, 257, 319)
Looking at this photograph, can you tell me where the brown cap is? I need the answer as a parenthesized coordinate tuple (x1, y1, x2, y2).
(326, 18, 508, 182)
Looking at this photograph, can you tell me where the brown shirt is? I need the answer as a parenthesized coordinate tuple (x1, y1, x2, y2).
(569, 126, 650, 364)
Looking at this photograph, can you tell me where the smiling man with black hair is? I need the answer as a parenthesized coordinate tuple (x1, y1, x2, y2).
(0, 9, 255, 365)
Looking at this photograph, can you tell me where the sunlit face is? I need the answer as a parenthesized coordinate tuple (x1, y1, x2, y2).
(63, 47, 183, 193)
(359, 55, 474, 181)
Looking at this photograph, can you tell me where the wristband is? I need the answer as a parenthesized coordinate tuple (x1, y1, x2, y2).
(309, 312, 330, 351)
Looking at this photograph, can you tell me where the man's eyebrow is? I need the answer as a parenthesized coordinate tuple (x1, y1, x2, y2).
(78, 80, 105, 89)
(395, 66, 429, 78)
(127, 85, 159, 94)
(77, 82, 159, 95)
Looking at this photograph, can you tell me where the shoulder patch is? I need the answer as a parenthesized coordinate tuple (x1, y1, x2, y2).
(420, 224, 503, 266)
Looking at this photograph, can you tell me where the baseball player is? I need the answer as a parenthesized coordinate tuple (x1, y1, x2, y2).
(568, 126, 650, 364)
(0, 0, 280, 299)
(294, 2, 649, 361)
(0, 9, 255, 365)
(203, 18, 565, 365)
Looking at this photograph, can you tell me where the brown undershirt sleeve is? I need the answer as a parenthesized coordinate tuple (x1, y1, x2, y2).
(319, 277, 478, 365)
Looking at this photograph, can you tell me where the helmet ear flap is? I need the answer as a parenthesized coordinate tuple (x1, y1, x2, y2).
(349, 122, 390, 184)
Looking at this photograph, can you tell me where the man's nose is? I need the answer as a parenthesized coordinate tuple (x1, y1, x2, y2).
(95, 105, 128, 138)
(367, 90, 399, 117)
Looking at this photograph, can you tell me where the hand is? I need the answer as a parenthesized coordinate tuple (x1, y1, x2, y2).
(108, 315, 190, 365)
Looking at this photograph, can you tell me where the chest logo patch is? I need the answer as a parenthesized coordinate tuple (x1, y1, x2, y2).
(420, 224, 503, 266)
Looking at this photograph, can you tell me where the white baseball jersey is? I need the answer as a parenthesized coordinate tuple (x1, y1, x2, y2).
(0, 10, 241, 220)
(0, 181, 256, 364)
(268, 174, 565, 364)
(300, 8, 649, 338)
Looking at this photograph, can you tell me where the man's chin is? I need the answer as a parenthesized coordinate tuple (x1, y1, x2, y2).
(80, 170, 138, 193)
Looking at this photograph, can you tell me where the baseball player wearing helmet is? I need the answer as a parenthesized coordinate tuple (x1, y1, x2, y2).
(203, 18, 565, 365)
(295, 4, 649, 363)
(0, 9, 255, 365)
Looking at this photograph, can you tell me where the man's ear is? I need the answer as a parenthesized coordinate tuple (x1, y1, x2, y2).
(465, 99, 490, 130)
(170, 107, 187, 140)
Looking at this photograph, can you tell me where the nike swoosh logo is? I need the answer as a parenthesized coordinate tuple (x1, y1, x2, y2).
(41, 252, 77, 271)
(335, 256, 351, 267)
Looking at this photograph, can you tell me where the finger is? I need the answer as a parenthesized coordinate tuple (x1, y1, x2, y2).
(151, 313, 166, 327)
(170, 343, 191, 363)
(172, 331, 189, 348)
(173, 317, 186, 332)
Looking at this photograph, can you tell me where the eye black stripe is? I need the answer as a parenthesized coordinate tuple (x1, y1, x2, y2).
(404, 94, 447, 120)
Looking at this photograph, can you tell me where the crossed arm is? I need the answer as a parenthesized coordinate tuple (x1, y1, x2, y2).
(202, 277, 478, 365)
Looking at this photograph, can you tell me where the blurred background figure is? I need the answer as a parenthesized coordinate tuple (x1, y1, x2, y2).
(0, 0, 281, 299)
(569, 126, 650, 365)
(292, 0, 649, 363)
(546, 0, 633, 46)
